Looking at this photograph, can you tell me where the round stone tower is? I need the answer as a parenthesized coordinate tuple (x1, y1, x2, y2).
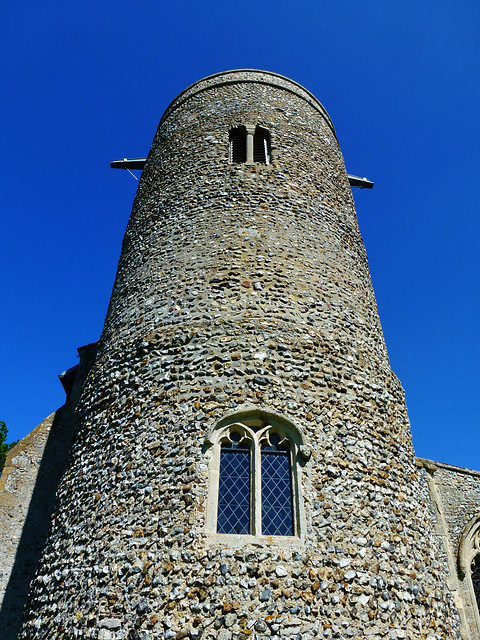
(20, 71, 460, 639)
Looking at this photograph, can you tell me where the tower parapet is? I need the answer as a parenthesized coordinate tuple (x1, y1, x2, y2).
(19, 70, 461, 640)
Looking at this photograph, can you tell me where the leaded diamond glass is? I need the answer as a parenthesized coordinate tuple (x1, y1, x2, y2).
(472, 555, 480, 612)
(261, 438, 294, 536)
(217, 439, 250, 534)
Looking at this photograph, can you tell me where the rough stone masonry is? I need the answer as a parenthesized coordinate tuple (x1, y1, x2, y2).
(15, 70, 464, 639)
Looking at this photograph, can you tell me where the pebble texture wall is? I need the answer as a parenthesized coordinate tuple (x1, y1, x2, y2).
(0, 342, 97, 640)
(432, 464, 480, 558)
(18, 71, 462, 640)
(0, 412, 56, 640)
(417, 458, 480, 638)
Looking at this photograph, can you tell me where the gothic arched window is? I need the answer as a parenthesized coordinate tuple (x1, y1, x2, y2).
(205, 411, 309, 538)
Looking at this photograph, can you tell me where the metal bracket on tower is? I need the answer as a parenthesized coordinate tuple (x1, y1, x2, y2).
(110, 158, 374, 189)
(110, 158, 147, 170)
(347, 174, 374, 189)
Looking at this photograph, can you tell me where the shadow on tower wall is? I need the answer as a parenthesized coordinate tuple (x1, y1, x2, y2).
(0, 342, 97, 640)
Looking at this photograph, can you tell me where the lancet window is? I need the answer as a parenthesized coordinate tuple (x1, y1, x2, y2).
(229, 127, 247, 164)
(253, 127, 271, 164)
(261, 433, 294, 535)
(217, 432, 251, 534)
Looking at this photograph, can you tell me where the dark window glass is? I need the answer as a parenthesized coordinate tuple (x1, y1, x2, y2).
(261, 434, 294, 535)
(254, 128, 271, 164)
(229, 128, 247, 163)
(217, 434, 250, 534)
(472, 555, 480, 612)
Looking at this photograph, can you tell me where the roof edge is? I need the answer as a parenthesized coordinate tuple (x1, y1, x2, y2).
(416, 456, 480, 478)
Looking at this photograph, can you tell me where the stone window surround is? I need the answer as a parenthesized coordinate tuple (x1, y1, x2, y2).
(458, 514, 480, 635)
(228, 124, 271, 165)
(204, 409, 310, 544)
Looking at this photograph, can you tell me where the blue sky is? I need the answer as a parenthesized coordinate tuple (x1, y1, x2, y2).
(1, 1, 479, 469)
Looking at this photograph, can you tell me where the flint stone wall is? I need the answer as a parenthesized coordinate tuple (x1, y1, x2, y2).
(18, 71, 461, 640)
(0, 414, 56, 622)
(0, 342, 97, 640)
(418, 458, 480, 638)
(431, 463, 480, 557)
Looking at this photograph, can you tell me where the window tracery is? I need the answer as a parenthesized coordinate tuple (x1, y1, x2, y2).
(205, 411, 309, 539)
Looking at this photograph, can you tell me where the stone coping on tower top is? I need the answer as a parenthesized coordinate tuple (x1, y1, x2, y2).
(158, 69, 337, 137)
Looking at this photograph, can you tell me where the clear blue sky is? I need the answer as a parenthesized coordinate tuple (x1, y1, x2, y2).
(1, 1, 479, 469)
